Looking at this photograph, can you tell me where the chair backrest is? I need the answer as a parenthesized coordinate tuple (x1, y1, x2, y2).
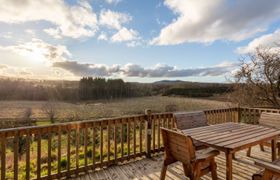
(173, 111, 208, 130)
(259, 112, 280, 129)
(161, 127, 195, 165)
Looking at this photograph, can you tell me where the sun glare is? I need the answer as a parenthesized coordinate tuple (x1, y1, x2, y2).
(20, 47, 47, 65)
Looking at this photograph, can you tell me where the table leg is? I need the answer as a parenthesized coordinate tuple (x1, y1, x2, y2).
(226, 151, 233, 180)
(232, 153, 236, 160)
(271, 138, 277, 161)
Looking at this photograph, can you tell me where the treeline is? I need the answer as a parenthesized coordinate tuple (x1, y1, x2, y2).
(0, 77, 151, 101)
(0, 78, 232, 101)
(0, 79, 78, 101)
(162, 86, 233, 97)
(79, 77, 151, 100)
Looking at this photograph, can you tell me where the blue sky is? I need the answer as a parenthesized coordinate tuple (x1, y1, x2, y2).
(0, 0, 280, 82)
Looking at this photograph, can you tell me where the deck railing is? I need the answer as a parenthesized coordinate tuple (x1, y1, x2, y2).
(0, 107, 279, 179)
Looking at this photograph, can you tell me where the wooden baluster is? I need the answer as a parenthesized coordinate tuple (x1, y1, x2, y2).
(114, 120, 117, 163)
(92, 123, 96, 170)
(57, 126, 61, 178)
(133, 117, 136, 156)
(249, 109, 252, 124)
(48, 127, 52, 177)
(37, 131, 41, 179)
(212, 110, 215, 124)
(212, 111, 214, 124)
(107, 121, 111, 164)
(229, 108, 232, 122)
(84, 125, 88, 170)
(75, 125, 80, 176)
(121, 120, 124, 160)
(157, 116, 161, 149)
(1, 134, 6, 180)
(220, 109, 223, 123)
(167, 114, 170, 128)
(100, 123, 103, 166)
(152, 115, 155, 151)
(217, 110, 220, 123)
(145, 109, 152, 158)
(139, 117, 143, 154)
(26, 130, 30, 180)
(14, 130, 19, 180)
(224, 109, 227, 122)
(171, 114, 175, 128)
(127, 119, 130, 158)
(67, 128, 71, 177)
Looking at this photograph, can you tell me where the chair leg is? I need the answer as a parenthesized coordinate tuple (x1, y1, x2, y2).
(277, 143, 280, 156)
(260, 144, 265, 152)
(182, 163, 191, 177)
(210, 159, 218, 180)
(160, 164, 168, 180)
(247, 147, 251, 157)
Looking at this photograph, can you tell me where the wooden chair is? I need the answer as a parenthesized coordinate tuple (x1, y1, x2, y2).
(160, 128, 219, 180)
(173, 111, 208, 150)
(252, 159, 280, 180)
(247, 112, 280, 157)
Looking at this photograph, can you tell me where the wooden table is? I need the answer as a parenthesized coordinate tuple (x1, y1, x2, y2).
(182, 122, 280, 180)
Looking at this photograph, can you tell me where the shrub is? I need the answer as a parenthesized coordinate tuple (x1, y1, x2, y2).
(165, 104, 178, 112)
(86, 149, 93, 158)
(60, 159, 67, 169)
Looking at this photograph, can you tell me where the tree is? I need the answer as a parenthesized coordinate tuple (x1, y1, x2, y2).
(42, 101, 57, 123)
(233, 47, 280, 108)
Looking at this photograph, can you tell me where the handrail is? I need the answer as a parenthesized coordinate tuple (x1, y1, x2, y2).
(0, 107, 277, 179)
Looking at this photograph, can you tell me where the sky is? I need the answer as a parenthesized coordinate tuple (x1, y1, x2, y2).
(0, 0, 280, 83)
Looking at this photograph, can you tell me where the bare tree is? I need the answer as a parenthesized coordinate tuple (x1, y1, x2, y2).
(23, 107, 32, 126)
(233, 47, 280, 108)
(42, 101, 57, 123)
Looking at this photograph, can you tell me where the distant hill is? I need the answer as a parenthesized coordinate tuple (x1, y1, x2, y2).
(153, 80, 185, 84)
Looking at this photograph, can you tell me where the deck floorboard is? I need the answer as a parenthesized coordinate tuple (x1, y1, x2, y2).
(74, 146, 273, 180)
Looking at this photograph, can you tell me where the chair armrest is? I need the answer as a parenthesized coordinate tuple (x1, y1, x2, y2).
(255, 159, 280, 175)
(196, 149, 219, 163)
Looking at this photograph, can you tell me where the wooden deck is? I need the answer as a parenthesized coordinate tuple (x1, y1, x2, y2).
(73, 146, 274, 180)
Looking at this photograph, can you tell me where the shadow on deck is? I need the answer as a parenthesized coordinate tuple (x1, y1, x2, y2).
(74, 146, 272, 180)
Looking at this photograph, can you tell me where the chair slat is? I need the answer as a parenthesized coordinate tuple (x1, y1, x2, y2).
(173, 111, 208, 130)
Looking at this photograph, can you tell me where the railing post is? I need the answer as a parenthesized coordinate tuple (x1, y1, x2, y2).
(237, 104, 241, 123)
(145, 109, 152, 158)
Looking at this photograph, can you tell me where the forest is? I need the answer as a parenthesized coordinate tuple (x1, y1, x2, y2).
(0, 77, 232, 101)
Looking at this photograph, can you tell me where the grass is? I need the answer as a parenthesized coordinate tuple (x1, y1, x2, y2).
(0, 96, 233, 122)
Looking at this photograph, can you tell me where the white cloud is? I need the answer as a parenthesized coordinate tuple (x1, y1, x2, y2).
(98, 32, 108, 41)
(99, 9, 132, 30)
(99, 9, 140, 45)
(1, 32, 13, 39)
(151, 0, 280, 45)
(44, 28, 62, 39)
(0, 0, 98, 39)
(111, 28, 139, 42)
(53, 61, 120, 76)
(237, 29, 280, 54)
(105, 0, 122, 5)
(25, 29, 35, 35)
(53, 61, 238, 78)
(122, 62, 238, 77)
(0, 38, 71, 63)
